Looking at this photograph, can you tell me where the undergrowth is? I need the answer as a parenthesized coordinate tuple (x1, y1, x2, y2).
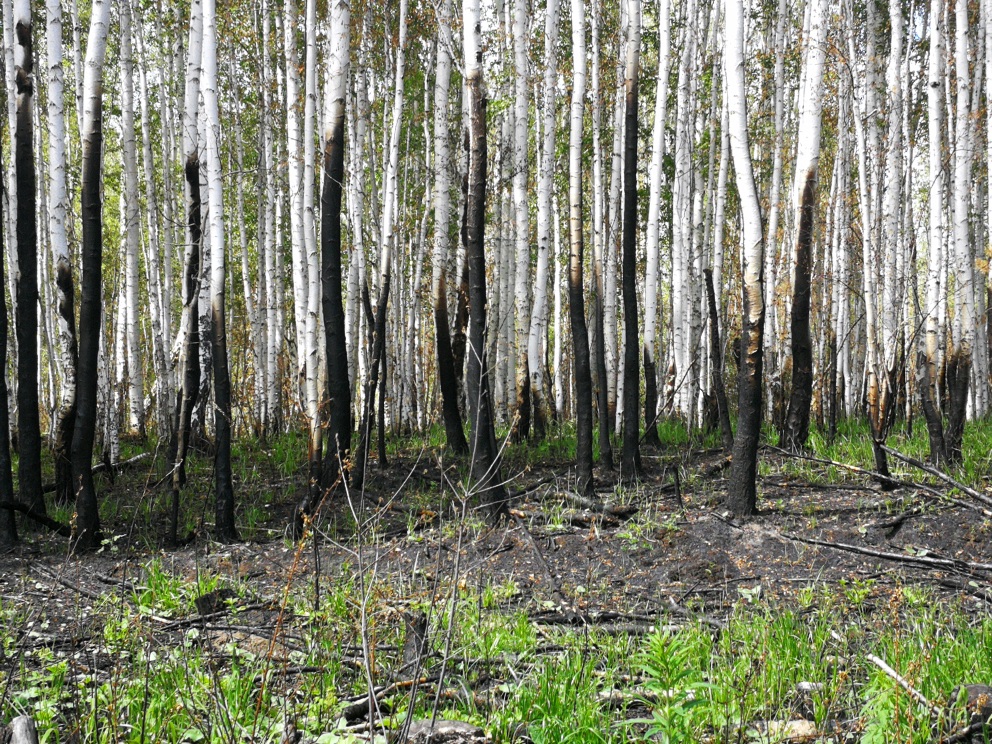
(2, 561, 991, 743)
(4, 421, 992, 741)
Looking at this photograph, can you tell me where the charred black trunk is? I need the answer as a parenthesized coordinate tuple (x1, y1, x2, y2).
(643, 353, 661, 447)
(465, 77, 507, 520)
(917, 348, 946, 465)
(52, 247, 78, 507)
(569, 192, 594, 497)
(434, 273, 468, 454)
(14, 13, 43, 516)
(377, 347, 387, 465)
(620, 72, 642, 480)
(320, 113, 352, 488)
(71, 73, 106, 554)
(511, 375, 531, 442)
(592, 286, 613, 471)
(945, 349, 970, 464)
(211, 295, 239, 543)
(725, 282, 765, 516)
(295, 112, 353, 537)
(169, 159, 204, 545)
(0, 150, 16, 547)
(704, 269, 734, 451)
(783, 171, 817, 452)
(354, 275, 390, 490)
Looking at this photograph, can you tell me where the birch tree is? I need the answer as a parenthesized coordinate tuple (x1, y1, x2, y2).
(620, 0, 642, 478)
(527, 0, 560, 440)
(589, 1, 612, 468)
(464, 0, 507, 518)
(509, 0, 532, 443)
(297, 0, 352, 533)
(301, 0, 323, 521)
(432, 0, 468, 454)
(121, 2, 145, 436)
(568, 0, 593, 494)
(70, 0, 111, 552)
(170, 0, 204, 544)
(946, 0, 974, 462)
(202, 0, 238, 542)
(642, 0, 670, 446)
(13, 0, 43, 515)
(921, 0, 947, 463)
(0, 144, 15, 547)
(782, 0, 828, 451)
(135, 22, 171, 438)
(724, 0, 766, 516)
(48, 0, 77, 507)
(355, 0, 407, 486)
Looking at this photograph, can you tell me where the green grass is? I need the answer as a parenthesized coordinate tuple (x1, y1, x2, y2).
(630, 585, 992, 744)
(5, 564, 991, 743)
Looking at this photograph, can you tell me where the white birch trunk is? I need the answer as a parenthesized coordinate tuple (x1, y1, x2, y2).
(285, 0, 307, 391)
(134, 25, 170, 437)
(671, 6, 696, 419)
(527, 0, 560, 430)
(511, 0, 530, 429)
(47, 0, 74, 426)
(880, 0, 903, 385)
(303, 0, 320, 438)
(952, 0, 974, 357)
(763, 0, 787, 406)
(121, 4, 145, 434)
(553, 197, 564, 418)
(643, 0, 671, 428)
(230, 67, 264, 434)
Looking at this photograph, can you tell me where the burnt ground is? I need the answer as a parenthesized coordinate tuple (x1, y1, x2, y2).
(2, 440, 992, 738)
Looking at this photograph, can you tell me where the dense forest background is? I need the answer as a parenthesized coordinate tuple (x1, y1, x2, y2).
(2, 0, 992, 548)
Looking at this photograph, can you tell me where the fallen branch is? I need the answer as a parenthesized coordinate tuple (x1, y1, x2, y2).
(558, 489, 637, 517)
(42, 452, 152, 494)
(767, 445, 990, 517)
(781, 532, 992, 576)
(511, 515, 578, 620)
(0, 502, 71, 536)
(941, 719, 992, 744)
(33, 566, 105, 601)
(880, 445, 992, 509)
(508, 474, 556, 502)
(866, 653, 941, 715)
(339, 675, 438, 722)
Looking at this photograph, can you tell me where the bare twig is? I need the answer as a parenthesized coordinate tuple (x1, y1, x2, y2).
(781, 532, 992, 576)
(767, 445, 991, 516)
(881, 445, 992, 509)
(866, 653, 941, 715)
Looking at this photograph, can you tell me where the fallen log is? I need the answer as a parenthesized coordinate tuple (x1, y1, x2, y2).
(0, 501, 71, 536)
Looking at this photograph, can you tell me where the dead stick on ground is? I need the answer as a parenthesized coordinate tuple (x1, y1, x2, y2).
(866, 654, 942, 715)
(511, 515, 578, 620)
(941, 720, 992, 744)
(767, 445, 990, 516)
(880, 445, 992, 510)
(33, 567, 105, 601)
(781, 532, 992, 576)
(558, 489, 637, 517)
